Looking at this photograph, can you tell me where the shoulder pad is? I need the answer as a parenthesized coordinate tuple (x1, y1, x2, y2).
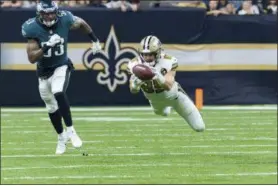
(59, 10, 75, 27)
(161, 54, 177, 63)
(163, 54, 173, 60)
(21, 18, 37, 39)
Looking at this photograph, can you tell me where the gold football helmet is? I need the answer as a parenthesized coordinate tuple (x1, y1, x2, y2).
(138, 35, 162, 66)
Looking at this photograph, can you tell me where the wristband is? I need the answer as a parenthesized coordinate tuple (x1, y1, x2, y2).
(88, 31, 98, 42)
(42, 45, 51, 53)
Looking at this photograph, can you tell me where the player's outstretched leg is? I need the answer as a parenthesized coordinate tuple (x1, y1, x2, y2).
(39, 79, 68, 154)
(49, 110, 68, 155)
(172, 91, 205, 132)
(52, 65, 82, 148)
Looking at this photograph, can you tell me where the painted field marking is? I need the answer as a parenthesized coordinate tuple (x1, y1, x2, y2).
(2, 144, 277, 151)
(2, 172, 277, 181)
(1, 137, 277, 146)
(1, 105, 277, 112)
(1, 151, 276, 158)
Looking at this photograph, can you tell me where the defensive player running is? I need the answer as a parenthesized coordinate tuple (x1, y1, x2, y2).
(21, 0, 102, 154)
(127, 35, 205, 132)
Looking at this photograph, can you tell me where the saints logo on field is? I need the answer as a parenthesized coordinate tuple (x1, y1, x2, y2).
(82, 26, 139, 92)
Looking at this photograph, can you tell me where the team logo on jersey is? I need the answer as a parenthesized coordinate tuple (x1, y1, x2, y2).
(82, 26, 139, 92)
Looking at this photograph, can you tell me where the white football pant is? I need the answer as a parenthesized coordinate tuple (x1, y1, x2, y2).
(38, 65, 70, 113)
(150, 91, 205, 132)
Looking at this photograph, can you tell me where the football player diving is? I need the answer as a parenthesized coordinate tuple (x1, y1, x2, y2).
(21, 0, 102, 154)
(127, 35, 205, 132)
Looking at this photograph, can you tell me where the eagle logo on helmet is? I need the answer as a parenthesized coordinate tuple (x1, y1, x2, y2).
(82, 26, 139, 92)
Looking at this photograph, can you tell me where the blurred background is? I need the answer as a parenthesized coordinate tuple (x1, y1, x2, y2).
(0, 0, 277, 107)
(1, 0, 277, 15)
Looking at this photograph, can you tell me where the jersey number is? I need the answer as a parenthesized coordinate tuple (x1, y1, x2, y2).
(141, 80, 164, 93)
(41, 38, 65, 58)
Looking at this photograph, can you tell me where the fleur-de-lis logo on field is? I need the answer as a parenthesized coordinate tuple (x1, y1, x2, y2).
(82, 26, 139, 92)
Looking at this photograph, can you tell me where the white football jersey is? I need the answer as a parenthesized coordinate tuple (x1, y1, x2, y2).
(127, 53, 179, 101)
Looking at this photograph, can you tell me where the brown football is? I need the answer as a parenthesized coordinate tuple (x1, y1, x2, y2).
(132, 64, 155, 81)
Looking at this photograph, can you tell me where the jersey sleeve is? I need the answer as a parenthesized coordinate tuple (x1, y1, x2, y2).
(21, 19, 37, 39)
(62, 10, 75, 28)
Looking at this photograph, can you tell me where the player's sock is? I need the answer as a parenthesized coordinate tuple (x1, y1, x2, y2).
(54, 92, 73, 127)
(67, 126, 74, 133)
(163, 107, 172, 116)
(48, 109, 63, 134)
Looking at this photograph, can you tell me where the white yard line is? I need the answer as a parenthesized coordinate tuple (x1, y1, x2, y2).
(2, 161, 277, 171)
(212, 172, 277, 176)
(1, 137, 277, 146)
(1, 131, 275, 136)
(0, 163, 220, 170)
(1, 151, 276, 158)
(2, 175, 138, 180)
(2, 123, 276, 128)
(1, 105, 277, 112)
(2, 172, 277, 180)
(2, 144, 277, 151)
(40, 117, 173, 121)
(1, 121, 276, 129)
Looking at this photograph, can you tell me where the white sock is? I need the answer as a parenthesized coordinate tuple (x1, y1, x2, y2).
(58, 131, 65, 138)
(67, 126, 74, 133)
(163, 107, 171, 116)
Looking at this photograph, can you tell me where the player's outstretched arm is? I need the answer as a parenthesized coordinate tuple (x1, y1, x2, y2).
(70, 16, 101, 54)
(70, 16, 99, 42)
(129, 74, 143, 94)
(151, 68, 176, 91)
(163, 70, 176, 90)
(26, 39, 44, 64)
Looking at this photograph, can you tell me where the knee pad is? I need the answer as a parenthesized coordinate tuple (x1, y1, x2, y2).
(41, 95, 58, 113)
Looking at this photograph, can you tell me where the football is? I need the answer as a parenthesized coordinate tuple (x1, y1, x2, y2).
(132, 64, 155, 81)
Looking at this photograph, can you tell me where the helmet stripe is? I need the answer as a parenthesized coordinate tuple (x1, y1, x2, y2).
(146, 36, 153, 50)
(142, 37, 147, 50)
(144, 36, 151, 50)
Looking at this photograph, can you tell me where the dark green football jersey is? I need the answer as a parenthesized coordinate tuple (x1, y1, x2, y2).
(21, 10, 75, 77)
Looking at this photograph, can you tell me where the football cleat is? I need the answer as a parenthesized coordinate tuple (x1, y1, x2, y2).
(67, 128, 83, 148)
(55, 132, 69, 155)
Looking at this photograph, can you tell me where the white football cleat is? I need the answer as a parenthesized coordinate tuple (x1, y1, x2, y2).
(55, 132, 69, 155)
(67, 128, 82, 148)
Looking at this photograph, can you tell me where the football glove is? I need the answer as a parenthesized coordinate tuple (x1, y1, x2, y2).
(130, 74, 144, 90)
(149, 66, 166, 85)
(46, 34, 62, 47)
(91, 40, 102, 54)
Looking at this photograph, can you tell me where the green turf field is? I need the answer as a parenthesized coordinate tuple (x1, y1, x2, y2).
(1, 106, 277, 184)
